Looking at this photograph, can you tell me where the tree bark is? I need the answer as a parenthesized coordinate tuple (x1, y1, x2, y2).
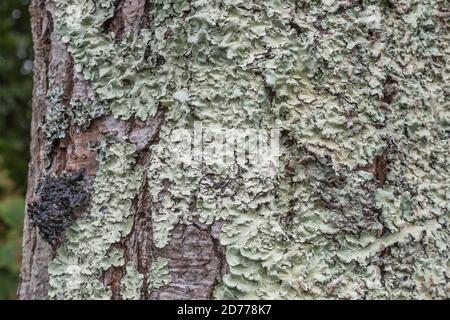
(19, 0, 449, 300)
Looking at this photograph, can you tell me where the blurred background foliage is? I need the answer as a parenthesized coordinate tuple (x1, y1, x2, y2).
(0, 0, 32, 299)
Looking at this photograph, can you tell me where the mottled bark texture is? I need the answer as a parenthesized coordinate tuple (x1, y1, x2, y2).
(20, 0, 449, 300)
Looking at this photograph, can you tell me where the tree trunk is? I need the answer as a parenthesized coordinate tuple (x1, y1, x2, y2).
(19, 0, 449, 300)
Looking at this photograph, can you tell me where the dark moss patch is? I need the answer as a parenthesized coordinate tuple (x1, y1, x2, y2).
(28, 169, 90, 246)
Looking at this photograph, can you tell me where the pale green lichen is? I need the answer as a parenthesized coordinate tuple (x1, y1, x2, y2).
(53, 0, 182, 121)
(50, 0, 449, 299)
(40, 81, 70, 158)
(40, 77, 107, 161)
(48, 142, 144, 299)
(121, 262, 144, 300)
(70, 98, 108, 131)
(148, 0, 449, 299)
(148, 257, 171, 290)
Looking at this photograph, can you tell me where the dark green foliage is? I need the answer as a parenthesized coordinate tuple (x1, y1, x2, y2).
(0, 189, 24, 300)
(0, 0, 32, 300)
(0, 0, 32, 192)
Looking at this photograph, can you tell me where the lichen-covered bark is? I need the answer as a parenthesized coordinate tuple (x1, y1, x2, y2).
(20, 0, 449, 300)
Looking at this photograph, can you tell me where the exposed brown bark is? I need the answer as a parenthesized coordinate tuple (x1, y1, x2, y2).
(19, 0, 53, 300)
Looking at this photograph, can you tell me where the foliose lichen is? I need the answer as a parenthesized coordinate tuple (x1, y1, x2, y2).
(120, 262, 144, 300)
(40, 83, 71, 157)
(49, 0, 449, 299)
(40, 77, 107, 160)
(48, 142, 143, 299)
(148, 257, 171, 290)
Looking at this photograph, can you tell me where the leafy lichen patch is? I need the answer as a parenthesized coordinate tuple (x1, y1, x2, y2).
(40, 77, 108, 162)
(49, 0, 450, 299)
(148, 257, 171, 290)
(48, 142, 144, 299)
(120, 262, 144, 300)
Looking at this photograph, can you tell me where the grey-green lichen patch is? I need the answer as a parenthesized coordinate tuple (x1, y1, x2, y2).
(121, 262, 144, 300)
(70, 98, 108, 131)
(50, 0, 450, 299)
(148, 257, 171, 290)
(40, 77, 107, 162)
(52, 0, 178, 121)
(40, 82, 71, 157)
(48, 142, 144, 299)
(145, 0, 449, 299)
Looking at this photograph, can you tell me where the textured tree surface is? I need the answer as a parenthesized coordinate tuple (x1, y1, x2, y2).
(20, 0, 449, 300)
